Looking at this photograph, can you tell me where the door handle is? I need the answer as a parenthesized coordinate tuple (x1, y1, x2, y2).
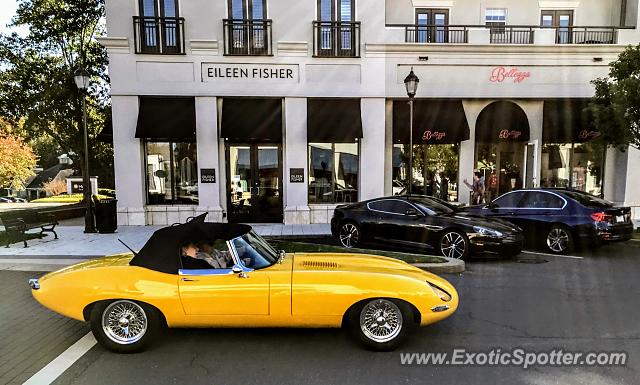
(181, 277, 198, 282)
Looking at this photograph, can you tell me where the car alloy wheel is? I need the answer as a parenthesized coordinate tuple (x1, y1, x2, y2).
(102, 300, 148, 345)
(359, 299, 403, 343)
(339, 223, 360, 248)
(439, 231, 467, 259)
(546, 227, 570, 254)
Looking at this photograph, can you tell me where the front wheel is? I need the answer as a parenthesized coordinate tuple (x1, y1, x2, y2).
(339, 222, 360, 248)
(438, 230, 469, 260)
(545, 225, 573, 254)
(90, 300, 161, 353)
(347, 298, 414, 351)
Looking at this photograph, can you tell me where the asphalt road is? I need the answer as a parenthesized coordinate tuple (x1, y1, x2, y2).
(6, 241, 640, 385)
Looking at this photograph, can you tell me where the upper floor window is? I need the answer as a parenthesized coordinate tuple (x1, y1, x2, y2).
(541, 10, 574, 43)
(135, 0, 184, 54)
(314, 0, 359, 57)
(415, 8, 449, 43)
(485, 8, 507, 27)
(318, 0, 354, 22)
(229, 0, 266, 20)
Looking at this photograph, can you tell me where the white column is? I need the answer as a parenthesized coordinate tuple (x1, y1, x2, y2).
(520, 100, 544, 188)
(459, 101, 487, 205)
(112, 95, 146, 226)
(623, 146, 640, 225)
(383, 100, 394, 196)
(360, 98, 387, 200)
(283, 97, 310, 225)
(604, 148, 628, 205)
(195, 96, 224, 222)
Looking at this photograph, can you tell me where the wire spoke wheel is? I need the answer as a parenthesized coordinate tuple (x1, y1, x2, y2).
(102, 300, 148, 345)
(547, 227, 569, 253)
(440, 231, 467, 259)
(359, 299, 403, 343)
(339, 223, 359, 248)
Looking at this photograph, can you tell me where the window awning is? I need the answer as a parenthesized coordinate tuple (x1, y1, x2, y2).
(393, 100, 470, 144)
(476, 101, 530, 143)
(135, 97, 196, 141)
(543, 99, 599, 143)
(220, 98, 282, 142)
(307, 99, 363, 143)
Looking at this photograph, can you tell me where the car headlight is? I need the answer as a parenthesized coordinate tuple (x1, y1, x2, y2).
(473, 226, 503, 237)
(428, 282, 451, 302)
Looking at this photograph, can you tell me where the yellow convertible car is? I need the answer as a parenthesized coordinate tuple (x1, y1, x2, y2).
(29, 214, 458, 353)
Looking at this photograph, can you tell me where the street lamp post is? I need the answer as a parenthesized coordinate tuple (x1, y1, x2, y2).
(404, 68, 419, 195)
(74, 68, 96, 233)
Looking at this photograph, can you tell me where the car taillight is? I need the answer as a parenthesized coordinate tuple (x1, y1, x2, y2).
(591, 212, 612, 223)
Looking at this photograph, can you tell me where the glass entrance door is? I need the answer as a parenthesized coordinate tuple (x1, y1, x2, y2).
(227, 144, 283, 223)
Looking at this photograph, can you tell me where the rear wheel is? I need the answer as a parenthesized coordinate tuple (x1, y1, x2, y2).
(347, 298, 414, 351)
(438, 230, 469, 260)
(90, 300, 161, 353)
(339, 222, 360, 248)
(545, 225, 573, 254)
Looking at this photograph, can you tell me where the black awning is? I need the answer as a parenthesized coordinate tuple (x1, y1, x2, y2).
(97, 116, 113, 143)
(476, 101, 530, 143)
(393, 100, 470, 144)
(307, 99, 363, 143)
(221, 98, 282, 142)
(543, 99, 599, 143)
(135, 97, 196, 141)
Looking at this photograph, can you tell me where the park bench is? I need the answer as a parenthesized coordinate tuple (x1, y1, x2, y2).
(0, 211, 58, 248)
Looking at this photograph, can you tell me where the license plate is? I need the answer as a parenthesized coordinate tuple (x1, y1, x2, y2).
(616, 215, 625, 223)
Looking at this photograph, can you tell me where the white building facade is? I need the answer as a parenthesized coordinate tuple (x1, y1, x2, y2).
(101, 0, 640, 226)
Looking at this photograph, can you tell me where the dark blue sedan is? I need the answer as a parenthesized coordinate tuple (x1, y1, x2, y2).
(462, 188, 634, 254)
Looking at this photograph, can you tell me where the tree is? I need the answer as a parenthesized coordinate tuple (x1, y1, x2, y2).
(0, 0, 114, 188)
(0, 133, 37, 189)
(589, 44, 640, 149)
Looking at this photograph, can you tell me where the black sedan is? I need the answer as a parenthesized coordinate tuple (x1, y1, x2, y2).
(462, 188, 634, 254)
(331, 195, 523, 260)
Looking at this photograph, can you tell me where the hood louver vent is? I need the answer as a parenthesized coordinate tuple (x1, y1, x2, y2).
(301, 260, 339, 269)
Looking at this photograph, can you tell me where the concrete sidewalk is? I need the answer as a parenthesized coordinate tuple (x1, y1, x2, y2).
(0, 223, 331, 257)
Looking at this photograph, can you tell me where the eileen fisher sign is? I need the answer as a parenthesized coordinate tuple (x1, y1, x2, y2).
(202, 63, 299, 83)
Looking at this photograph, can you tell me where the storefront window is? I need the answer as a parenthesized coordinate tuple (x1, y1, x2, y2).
(541, 142, 604, 195)
(392, 144, 459, 202)
(475, 142, 525, 202)
(308, 143, 358, 204)
(145, 142, 198, 204)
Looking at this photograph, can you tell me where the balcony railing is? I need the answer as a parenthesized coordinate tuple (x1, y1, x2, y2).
(489, 26, 534, 44)
(313, 21, 361, 57)
(133, 16, 185, 54)
(554, 26, 619, 44)
(223, 19, 273, 56)
(405, 25, 468, 43)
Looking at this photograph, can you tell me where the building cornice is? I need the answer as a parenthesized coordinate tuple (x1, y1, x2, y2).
(189, 40, 219, 56)
(364, 42, 630, 57)
(96, 37, 130, 54)
(277, 41, 309, 57)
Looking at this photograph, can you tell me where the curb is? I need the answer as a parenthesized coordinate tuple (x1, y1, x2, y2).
(411, 257, 465, 274)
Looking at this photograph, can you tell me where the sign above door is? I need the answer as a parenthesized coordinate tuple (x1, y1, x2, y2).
(202, 63, 299, 83)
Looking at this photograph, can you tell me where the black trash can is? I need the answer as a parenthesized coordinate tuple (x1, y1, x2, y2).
(94, 199, 118, 233)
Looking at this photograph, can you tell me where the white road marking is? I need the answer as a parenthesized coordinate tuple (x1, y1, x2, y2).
(23, 332, 97, 385)
(522, 250, 584, 259)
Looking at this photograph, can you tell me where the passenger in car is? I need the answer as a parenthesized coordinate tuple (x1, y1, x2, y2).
(180, 241, 227, 269)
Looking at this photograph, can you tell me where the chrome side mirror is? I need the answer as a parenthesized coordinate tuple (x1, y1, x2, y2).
(232, 264, 249, 278)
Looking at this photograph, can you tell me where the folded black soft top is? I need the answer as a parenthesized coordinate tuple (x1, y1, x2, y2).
(129, 213, 251, 274)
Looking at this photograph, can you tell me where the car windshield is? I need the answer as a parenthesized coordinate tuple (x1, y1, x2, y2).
(231, 230, 279, 270)
(411, 197, 455, 215)
(561, 190, 613, 208)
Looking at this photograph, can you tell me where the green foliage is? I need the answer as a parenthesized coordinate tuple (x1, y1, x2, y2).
(0, 0, 113, 187)
(589, 45, 640, 149)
